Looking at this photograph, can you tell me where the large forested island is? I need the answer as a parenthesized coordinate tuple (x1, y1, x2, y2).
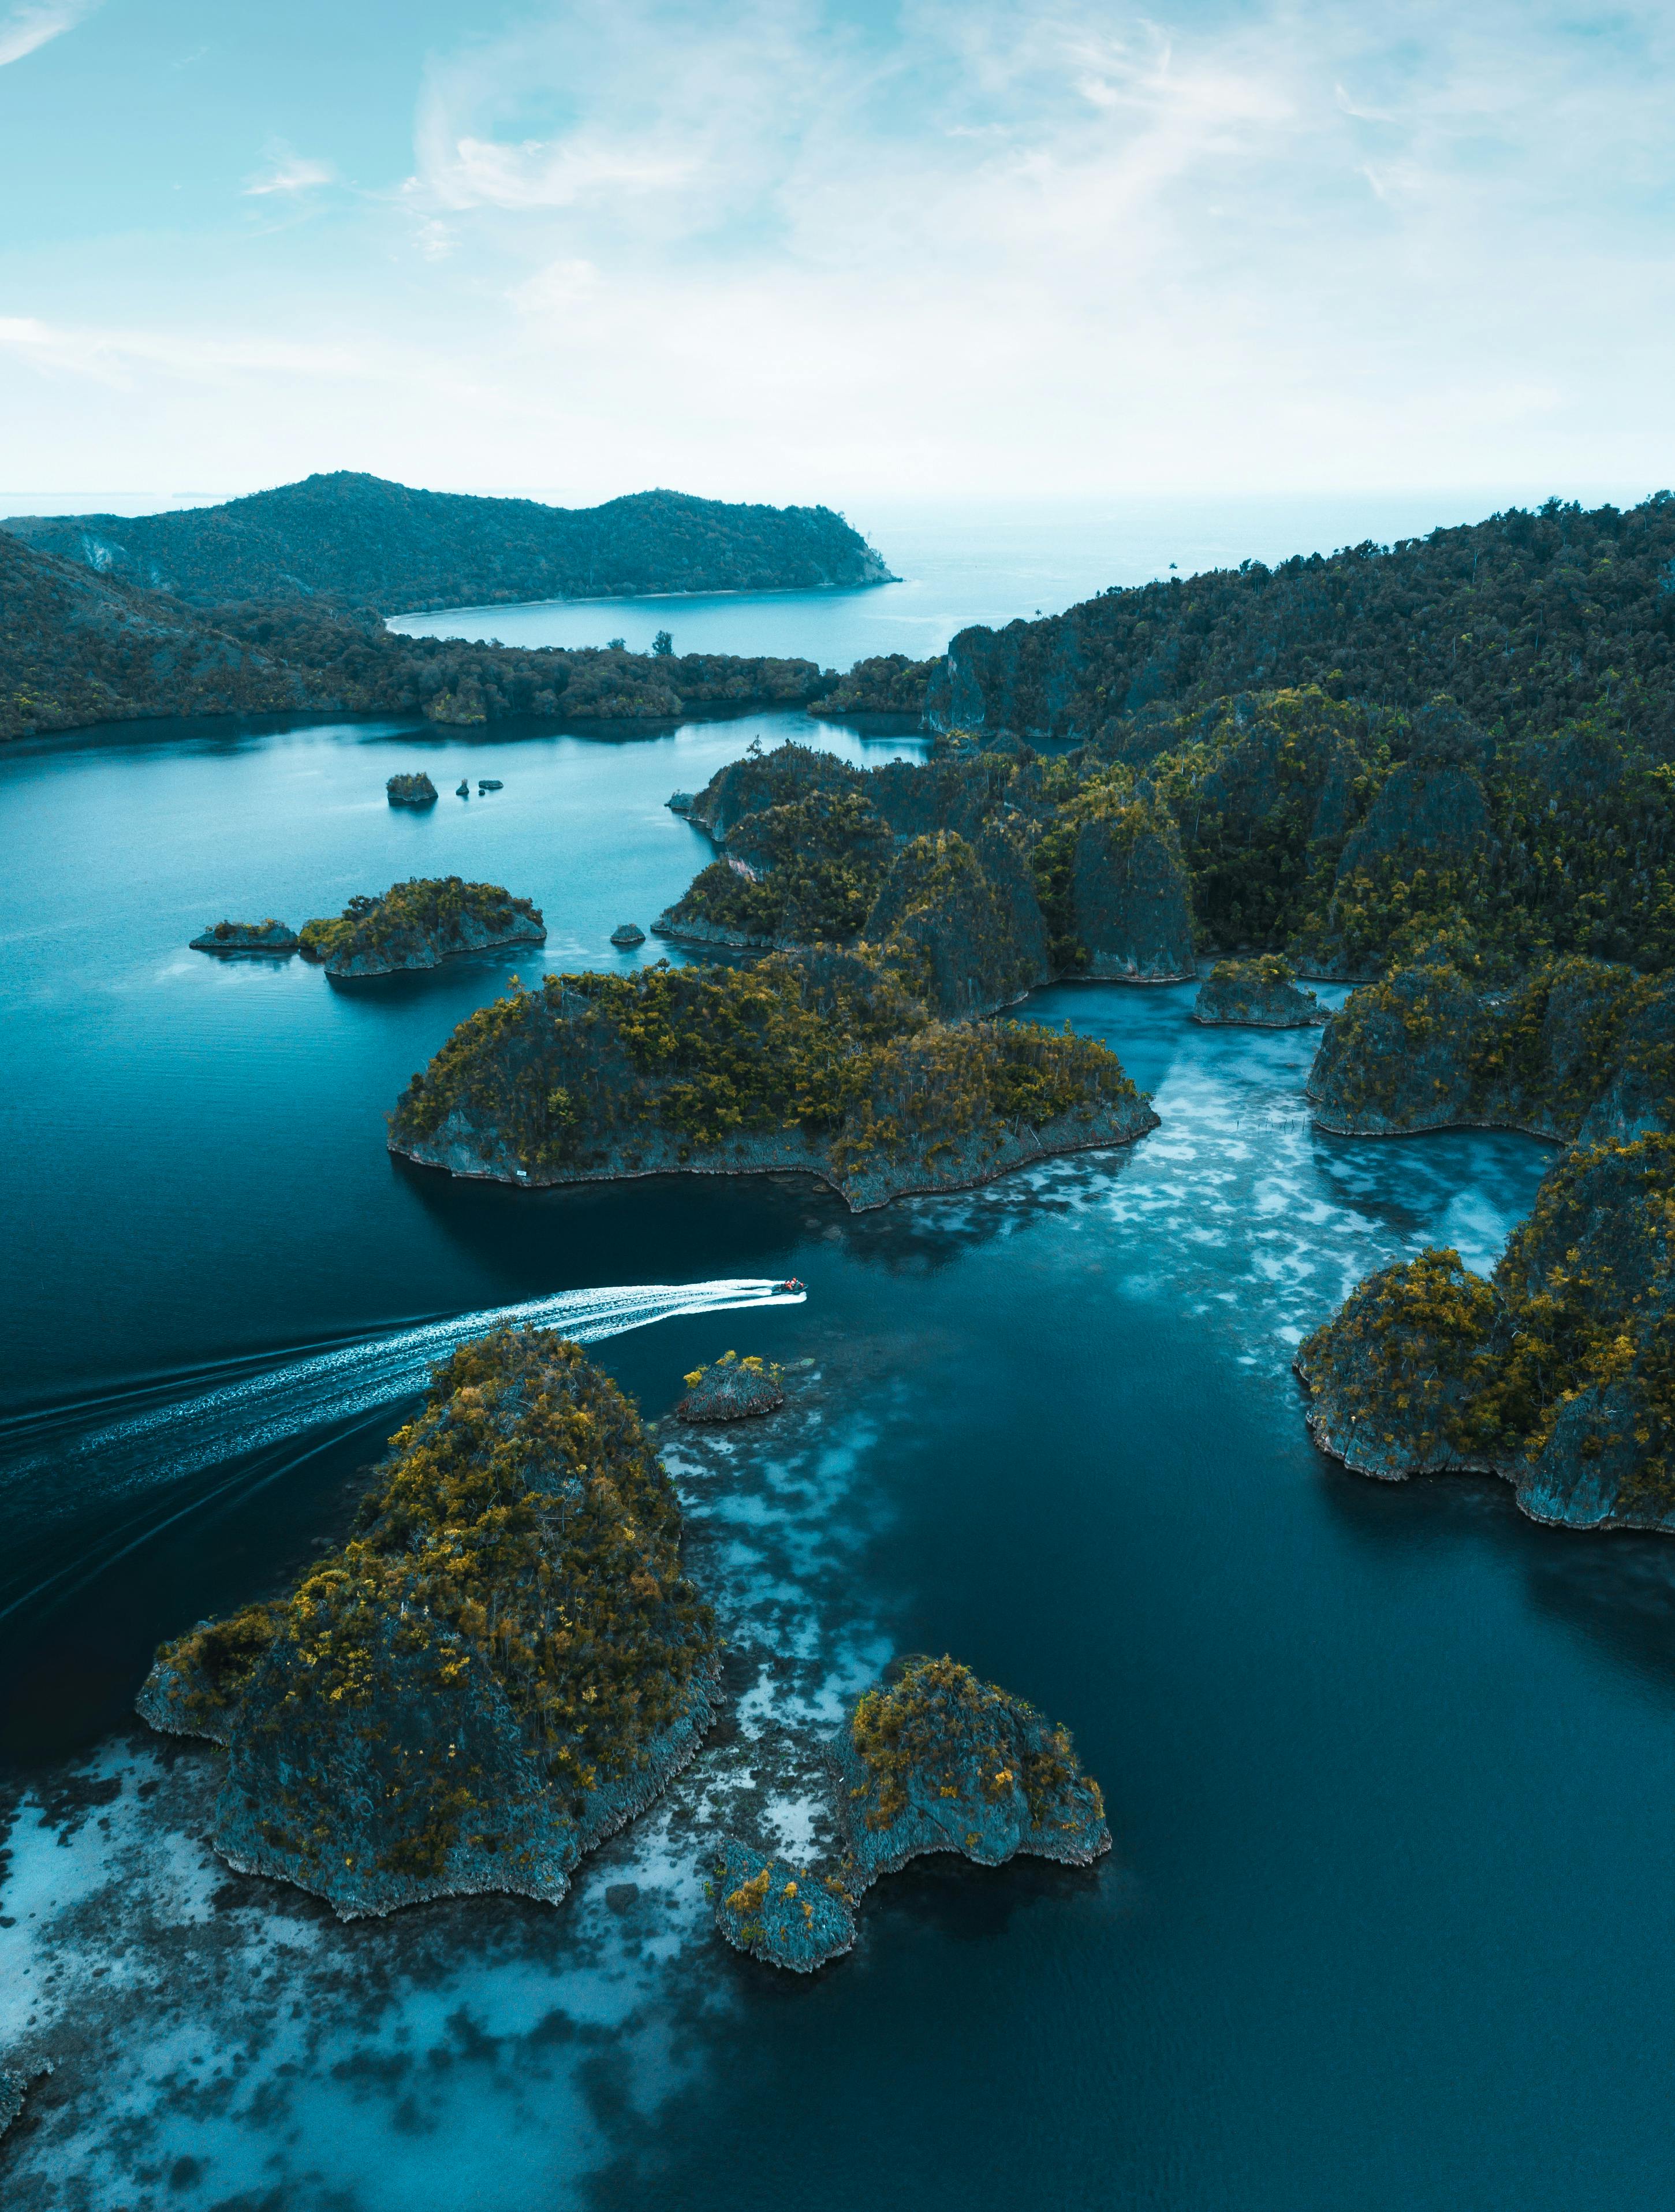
(1, 472, 894, 613)
(0, 529, 842, 742)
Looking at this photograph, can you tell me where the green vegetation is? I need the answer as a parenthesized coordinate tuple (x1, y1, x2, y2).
(932, 491, 1675, 751)
(0, 530, 837, 742)
(3, 472, 893, 613)
(390, 950, 1151, 1203)
(661, 790, 893, 944)
(806, 652, 935, 718)
(841, 1655, 1107, 1865)
(1308, 939, 1674, 1139)
(1300, 1137, 1675, 1514)
(145, 1327, 717, 1891)
(677, 1351, 785, 1422)
(299, 876, 543, 972)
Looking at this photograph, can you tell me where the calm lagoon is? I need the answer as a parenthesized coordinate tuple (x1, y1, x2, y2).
(2, 702, 1673, 2210)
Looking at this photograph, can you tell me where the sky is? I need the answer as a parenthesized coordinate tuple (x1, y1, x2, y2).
(1, 0, 1672, 509)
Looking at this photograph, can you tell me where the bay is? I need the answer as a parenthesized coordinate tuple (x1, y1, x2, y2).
(2, 701, 1674, 2210)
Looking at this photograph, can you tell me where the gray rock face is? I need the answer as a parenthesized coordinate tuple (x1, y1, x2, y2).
(1297, 1136, 1675, 1534)
(1071, 810, 1196, 981)
(1307, 953, 1672, 1143)
(1193, 960, 1326, 1027)
(708, 1837, 855, 1972)
(830, 1656, 1110, 1894)
(609, 922, 646, 946)
(386, 772, 437, 806)
(863, 825, 1052, 1018)
(677, 1354, 785, 1422)
(190, 918, 299, 952)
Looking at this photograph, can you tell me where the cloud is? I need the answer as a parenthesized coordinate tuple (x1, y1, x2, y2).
(0, 315, 382, 388)
(244, 146, 338, 197)
(0, 0, 98, 69)
(6, 0, 1675, 500)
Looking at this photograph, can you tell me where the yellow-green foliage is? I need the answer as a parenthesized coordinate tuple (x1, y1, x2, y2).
(1304, 1138, 1675, 1497)
(1299, 1248, 1508, 1465)
(724, 1865, 773, 1917)
(850, 1655, 1101, 1833)
(1028, 770, 1182, 970)
(674, 790, 893, 944)
(1153, 687, 1386, 950)
(300, 876, 539, 963)
(153, 1327, 717, 1867)
(1493, 1137, 1675, 1493)
(393, 956, 1141, 1179)
(1316, 939, 1646, 1135)
(1208, 954, 1301, 989)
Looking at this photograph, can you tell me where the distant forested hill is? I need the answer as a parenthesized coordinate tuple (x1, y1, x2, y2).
(0, 472, 895, 614)
(927, 494, 1675, 751)
(0, 532, 829, 740)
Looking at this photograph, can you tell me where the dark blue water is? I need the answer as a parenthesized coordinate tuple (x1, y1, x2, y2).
(5, 707, 1675, 2210)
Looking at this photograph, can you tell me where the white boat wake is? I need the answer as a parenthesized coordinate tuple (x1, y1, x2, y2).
(2, 1277, 804, 1509)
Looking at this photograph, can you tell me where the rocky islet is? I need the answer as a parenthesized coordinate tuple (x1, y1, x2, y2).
(299, 874, 546, 977)
(189, 918, 300, 953)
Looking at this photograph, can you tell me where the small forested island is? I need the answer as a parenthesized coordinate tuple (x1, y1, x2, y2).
(711, 1655, 1109, 1973)
(710, 1839, 857, 1972)
(189, 918, 299, 953)
(387, 771, 437, 806)
(1193, 955, 1326, 1027)
(677, 1352, 785, 1423)
(1297, 1135, 1675, 1530)
(389, 944, 1154, 1210)
(2, 472, 894, 613)
(136, 1327, 719, 1917)
(836, 1655, 1110, 1884)
(299, 876, 545, 977)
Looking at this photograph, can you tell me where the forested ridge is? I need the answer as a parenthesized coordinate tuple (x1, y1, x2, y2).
(0, 531, 829, 740)
(928, 493, 1675, 751)
(2, 471, 894, 613)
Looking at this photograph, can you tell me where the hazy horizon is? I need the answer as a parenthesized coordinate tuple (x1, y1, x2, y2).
(3, 1, 1671, 505)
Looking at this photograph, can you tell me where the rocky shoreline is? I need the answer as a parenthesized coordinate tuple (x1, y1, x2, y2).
(392, 1100, 1158, 1213)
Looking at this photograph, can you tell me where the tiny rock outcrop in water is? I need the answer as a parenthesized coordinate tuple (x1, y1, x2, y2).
(386, 772, 437, 806)
(1297, 1134, 1675, 1531)
(189, 918, 299, 952)
(610, 922, 646, 947)
(676, 1352, 785, 1423)
(1193, 956, 1326, 1027)
(299, 875, 546, 977)
(831, 1655, 1110, 1891)
(135, 1327, 718, 1918)
(709, 1837, 856, 1971)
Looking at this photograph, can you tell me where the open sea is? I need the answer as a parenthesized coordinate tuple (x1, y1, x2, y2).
(5, 508, 1675, 2208)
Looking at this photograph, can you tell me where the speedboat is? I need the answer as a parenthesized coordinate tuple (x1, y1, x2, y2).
(777, 1278, 805, 1295)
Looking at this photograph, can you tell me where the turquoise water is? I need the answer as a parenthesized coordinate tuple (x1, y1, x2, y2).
(6, 703, 1675, 2209)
